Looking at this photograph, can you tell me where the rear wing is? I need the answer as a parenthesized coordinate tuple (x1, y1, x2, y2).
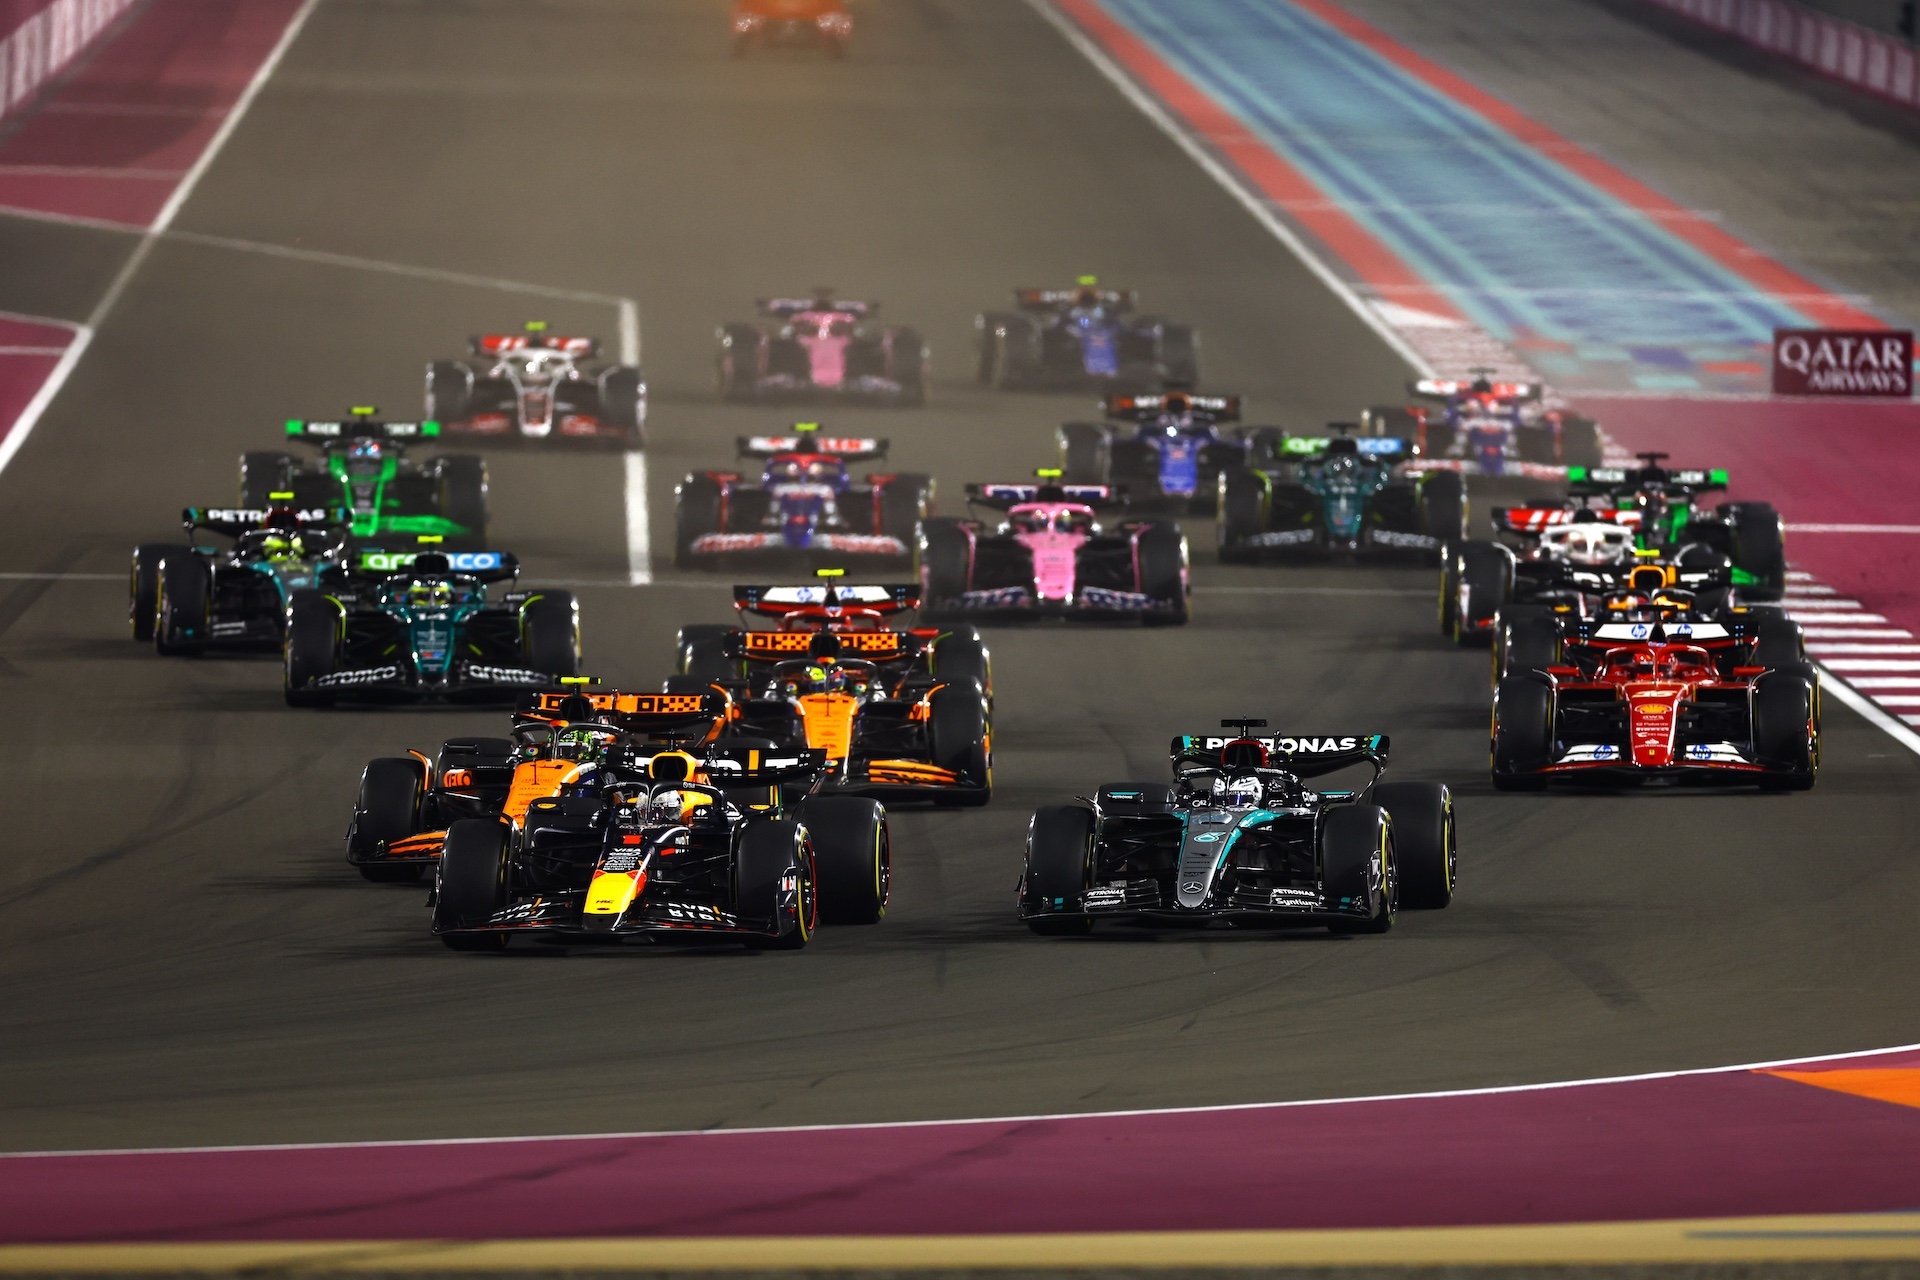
(736, 630, 908, 661)
(285, 418, 439, 444)
(1169, 733, 1390, 779)
(1567, 464, 1728, 497)
(737, 434, 887, 461)
(965, 482, 1127, 511)
(733, 582, 920, 616)
(1274, 435, 1409, 459)
(521, 689, 727, 735)
(354, 548, 520, 582)
(1492, 507, 1640, 535)
(698, 742, 830, 783)
(1015, 287, 1134, 311)
(1410, 378, 1542, 402)
(1104, 393, 1241, 423)
(759, 297, 873, 318)
(182, 506, 346, 536)
(471, 333, 598, 358)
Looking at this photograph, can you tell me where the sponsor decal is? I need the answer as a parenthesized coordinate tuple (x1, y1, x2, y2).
(1080, 586, 1156, 611)
(1638, 703, 1672, 716)
(360, 550, 504, 573)
(1268, 887, 1320, 907)
(664, 902, 737, 927)
(1368, 529, 1438, 549)
(1772, 328, 1913, 397)
(313, 664, 402, 688)
(1181, 880, 1204, 894)
(461, 662, 550, 685)
(1246, 529, 1316, 547)
(1192, 832, 1223, 843)
(1083, 886, 1127, 908)
(199, 507, 333, 525)
(1197, 735, 1368, 754)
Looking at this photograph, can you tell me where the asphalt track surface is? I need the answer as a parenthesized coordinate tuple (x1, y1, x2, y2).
(1, 0, 1918, 1155)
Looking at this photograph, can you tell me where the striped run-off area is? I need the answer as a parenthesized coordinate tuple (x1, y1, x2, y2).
(1787, 572, 1920, 728)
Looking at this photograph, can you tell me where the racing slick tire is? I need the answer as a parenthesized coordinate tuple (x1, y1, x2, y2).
(1754, 666, 1819, 791)
(737, 818, 817, 949)
(597, 365, 646, 446)
(799, 795, 889, 925)
(919, 517, 972, 617)
(425, 360, 473, 426)
(521, 590, 581, 678)
(975, 314, 1025, 388)
(717, 324, 762, 401)
(1321, 804, 1396, 934)
(1022, 805, 1095, 935)
(677, 623, 739, 681)
(1455, 540, 1513, 646)
(1058, 422, 1110, 485)
(131, 543, 189, 642)
(1496, 604, 1561, 682)
(932, 630, 991, 700)
(879, 474, 932, 547)
(1373, 782, 1455, 909)
(239, 451, 293, 508)
(929, 678, 991, 806)
(434, 819, 510, 951)
(1137, 523, 1189, 626)
(351, 758, 427, 883)
(1217, 467, 1265, 564)
(1158, 325, 1199, 390)
(434, 455, 489, 546)
(1560, 415, 1603, 469)
(1419, 468, 1467, 549)
(1439, 547, 1462, 637)
(1724, 501, 1787, 601)
(1754, 611, 1806, 669)
(284, 589, 341, 706)
(1492, 676, 1553, 790)
(153, 552, 210, 657)
(675, 474, 723, 570)
(888, 330, 928, 407)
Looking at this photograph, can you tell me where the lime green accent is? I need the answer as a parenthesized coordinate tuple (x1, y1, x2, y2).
(560, 675, 593, 686)
(268, 491, 294, 501)
(285, 420, 302, 435)
(526, 321, 547, 332)
(1034, 468, 1063, 479)
(415, 534, 443, 544)
(350, 406, 376, 417)
(1566, 466, 1588, 483)
(794, 421, 820, 433)
(816, 567, 845, 577)
(1731, 566, 1760, 585)
(422, 421, 440, 437)
(1076, 275, 1098, 286)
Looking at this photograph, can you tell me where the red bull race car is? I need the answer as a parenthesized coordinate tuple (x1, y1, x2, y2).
(717, 294, 925, 406)
(673, 427, 931, 570)
(1059, 393, 1273, 514)
(425, 323, 646, 448)
(919, 474, 1189, 624)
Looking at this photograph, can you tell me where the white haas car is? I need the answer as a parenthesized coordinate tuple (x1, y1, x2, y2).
(427, 323, 646, 449)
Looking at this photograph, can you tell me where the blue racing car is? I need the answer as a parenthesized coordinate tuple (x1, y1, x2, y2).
(1057, 392, 1276, 514)
(975, 278, 1199, 391)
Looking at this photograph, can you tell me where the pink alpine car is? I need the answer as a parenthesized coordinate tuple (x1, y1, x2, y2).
(718, 294, 928, 407)
(919, 477, 1188, 624)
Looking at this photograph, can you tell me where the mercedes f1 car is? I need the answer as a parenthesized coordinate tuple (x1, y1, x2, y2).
(1491, 584, 1819, 791)
(674, 428, 931, 570)
(1217, 432, 1466, 561)
(239, 412, 488, 549)
(1019, 722, 1455, 935)
(919, 475, 1189, 624)
(1058, 393, 1274, 514)
(351, 689, 889, 947)
(284, 549, 579, 706)
(976, 278, 1198, 391)
(668, 578, 993, 806)
(1362, 373, 1602, 478)
(730, 0, 851, 57)
(718, 295, 925, 405)
(426, 323, 645, 448)
(131, 505, 348, 655)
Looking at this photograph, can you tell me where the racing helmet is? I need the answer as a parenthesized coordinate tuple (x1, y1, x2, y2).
(801, 661, 846, 694)
(1219, 739, 1268, 771)
(1074, 286, 1100, 308)
(1225, 776, 1264, 807)
(347, 438, 383, 459)
(407, 581, 454, 608)
(1540, 522, 1635, 566)
(551, 726, 607, 764)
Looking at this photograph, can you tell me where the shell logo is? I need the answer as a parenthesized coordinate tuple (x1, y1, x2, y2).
(1638, 703, 1672, 715)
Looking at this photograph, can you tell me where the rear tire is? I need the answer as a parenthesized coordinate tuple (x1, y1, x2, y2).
(239, 451, 294, 508)
(878, 475, 930, 547)
(1022, 805, 1095, 935)
(284, 589, 341, 706)
(800, 795, 889, 925)
(435, 455, 489, 545)
(678, 624, 739, 681)
(675, 474, 723, 570)
(1439, 548, 1462, 638)
(1455, 541, 1513, 645)
(920, 517, 972, 614)
(1136, 524, 1188, 625)
(598, 365, 646, 445)
(1058, 422, 1110, 485)
(131, 543, 187, 642)
(1492, 676, 1552, 790)
(717, 325, 762, 401)
(1560, 415, 1602, 469)
(153, 552, 210, 656)
(1217, 467, 1265, 564)
(1725, 502, 1787, 601)
(1419, 468, 1467, 549)
(1496, 605, 1561, 682)
(929, 678, 990, 805)
(351, 758, 425, 883)
(521, 590, 580, 677)
(425, 360, 473, 426)
(1753, 611, 1805, 668)
(434, 819, 509, 950)
(932, 631, 990, 696)
(1373, 782, 1454, 909)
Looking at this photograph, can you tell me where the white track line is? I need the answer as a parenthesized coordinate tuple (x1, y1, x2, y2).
(623, 452, 650, 585)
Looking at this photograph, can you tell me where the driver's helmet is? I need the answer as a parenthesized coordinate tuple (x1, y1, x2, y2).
(407, 580, 454, 609)
(803, 459, 841, 483)
(648, 787, 711, 825)
(1224, 776, 1264, 807)
(1540, 522, 1634, 566)
(552, 726, 605, 764)
(801, 661, 847, 694)
(260, 532, 305, 562)
(347, 438, 382, 459)
(1074, 286, 1100, 308)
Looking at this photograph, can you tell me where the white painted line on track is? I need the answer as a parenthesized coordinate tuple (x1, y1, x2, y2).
(1803, 629, 1913, 639)
(1821, 659, 1920, 671)
(1808, 643, 1920, 655)
(1843, 677, 1920, 688)
(623, 451, 650, 586)
(1791, 611, 1886, 623)
(1021, 0, 1435, 379)
(6, 1038, 1918, 1160)
(1787, 524, 1920, 534)
(1816, 663, 1920, 757)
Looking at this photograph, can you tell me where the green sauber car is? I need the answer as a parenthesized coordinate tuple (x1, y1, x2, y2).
(1566, 453, 1785, 599)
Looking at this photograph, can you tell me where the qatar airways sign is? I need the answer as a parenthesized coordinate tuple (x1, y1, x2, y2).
(1772, 328, 1913, 398)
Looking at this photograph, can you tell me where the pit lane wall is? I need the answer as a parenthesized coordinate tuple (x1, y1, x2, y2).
(1642, 0, 1920, 112)
(0, 0, 139, 122)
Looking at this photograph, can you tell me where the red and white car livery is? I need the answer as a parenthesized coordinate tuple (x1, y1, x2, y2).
(717, 295, 927, 407)
(673, 430, 931, 570)
(918, 477, 1189, 624)
(1368, 373, 1601, 481)
(426, 324, 645, 448)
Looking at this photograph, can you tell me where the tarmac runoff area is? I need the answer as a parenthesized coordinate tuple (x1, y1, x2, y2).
(0, 0, 1918, 1267)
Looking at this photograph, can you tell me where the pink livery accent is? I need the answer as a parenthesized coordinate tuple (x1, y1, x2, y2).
(1008, 502, 1097, 603)
(791, 311, 853, 388)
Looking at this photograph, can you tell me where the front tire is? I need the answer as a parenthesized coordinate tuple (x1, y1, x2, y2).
(1321, 804, 1395, 933)
(1217, 467, 1265, 564)
(284, 589, 341, 706)
(1492, 676, 1552, 790)
(1754, 667, 1818, 791)
(154, 552, 210, 656)
(737, 819, 817, 949)
(435, 455, 489, 545)
(1373, 782, 1454, 909)
(1136, 523, 1188, 625)
(1022, 805, 1095, 935)
(131, 543, 188, 642)
(434, 820, 510, 950)
(351, 758, 426, 883)
(675, 474, 723, 570)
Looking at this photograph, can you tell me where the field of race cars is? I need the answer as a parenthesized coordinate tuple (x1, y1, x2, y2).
(2, 0, 1919, 1184)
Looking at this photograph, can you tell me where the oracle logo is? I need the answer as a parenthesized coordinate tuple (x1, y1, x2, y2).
(1772, 329, 1913, 398)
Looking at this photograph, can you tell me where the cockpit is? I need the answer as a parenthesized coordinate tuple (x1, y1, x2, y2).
(1005, 505, 1094, 536)
(764, 456, 846, 485)
(1171, 739, 1307, 809)
(1600, 645, 1713, 681)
